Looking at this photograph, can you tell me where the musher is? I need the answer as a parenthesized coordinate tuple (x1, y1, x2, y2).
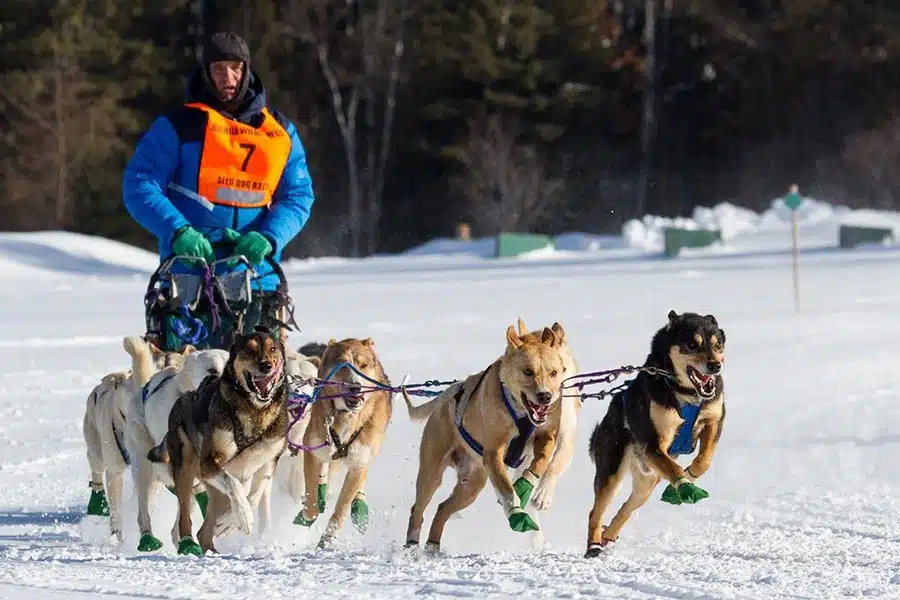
(123, 32, 315, 351)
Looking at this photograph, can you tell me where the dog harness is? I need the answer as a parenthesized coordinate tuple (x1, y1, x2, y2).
(620, 383, 702, 456)
(454, 364, 536, 469)
(141, 372, 176, 405)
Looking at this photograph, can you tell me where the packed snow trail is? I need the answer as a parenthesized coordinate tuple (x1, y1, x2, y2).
(1, 236, 900, 599)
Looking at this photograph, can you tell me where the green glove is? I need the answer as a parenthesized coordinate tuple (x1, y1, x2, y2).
(233, 231, 273, 265)
(172, 226, 214, 264)
(220, 228, 242, 244)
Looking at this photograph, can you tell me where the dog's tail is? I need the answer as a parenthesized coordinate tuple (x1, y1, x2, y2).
(123, 335, 156, 389)
(401, 382, 459, 423)
(146, 436, 170, 464)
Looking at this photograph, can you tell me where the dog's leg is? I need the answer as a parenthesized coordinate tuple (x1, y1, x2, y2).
(317, 465, 369, 549)
(532, 399, 578, 510)
(425, 463, 488, 552)
(513, 431, 557, 510)
(585, 452, 628, 558)
(132, 457, 164, 552)
(173, 461, 203, 555)
(406, 437, 451, 548)
(685, 416, 724, 481)
(602, 466, 659, 545)
(106, 470, 125, 542)
(197, 486, 230, 554)
(249, 457, 278, 537)
(484, 447, 538, 533)
(82, 415, 110, 518)
(295, 451, 324, 526)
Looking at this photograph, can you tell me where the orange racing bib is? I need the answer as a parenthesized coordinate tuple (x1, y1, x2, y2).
(186, 102, 292, 208)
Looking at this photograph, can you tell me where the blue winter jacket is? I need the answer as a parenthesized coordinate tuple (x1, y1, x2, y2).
(122, 69, 315, 292)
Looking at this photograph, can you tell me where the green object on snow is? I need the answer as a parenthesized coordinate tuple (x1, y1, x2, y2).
(137, 532, 163, 552)
(87, 489, 110, 517)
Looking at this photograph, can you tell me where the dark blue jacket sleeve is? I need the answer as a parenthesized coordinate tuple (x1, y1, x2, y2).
(122, 116, 190, 246)
(259, 121, 315, 254)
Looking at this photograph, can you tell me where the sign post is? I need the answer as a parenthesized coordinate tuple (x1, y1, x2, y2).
(783, 184, 803, 313)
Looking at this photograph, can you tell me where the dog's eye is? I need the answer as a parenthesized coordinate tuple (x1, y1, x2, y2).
(357, 362, 369, 370)
(686, 341, 700, 352)
(523, 368, 534, 377)
(714, 342, 723, 351)
(550, 369, 558, 377)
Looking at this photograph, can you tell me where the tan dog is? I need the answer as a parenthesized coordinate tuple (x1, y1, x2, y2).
(146, 328, 290, 555)
(292, 337, 392, 549)
(401, 321, 567, 553)
(513, 318, 581, 511)
(81, 336, 191, 543)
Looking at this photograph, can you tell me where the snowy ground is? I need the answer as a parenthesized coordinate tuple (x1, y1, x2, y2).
(3, 202, 900, 599)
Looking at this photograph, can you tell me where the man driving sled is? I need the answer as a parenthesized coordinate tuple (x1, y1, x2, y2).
(123, 32, 314, 351)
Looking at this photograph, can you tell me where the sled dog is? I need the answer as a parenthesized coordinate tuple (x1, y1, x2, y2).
(583, 310, 726, 558)
(81, 336, 190, 542)
(401, 321, 567, 552)
(292, 337, 392, 549)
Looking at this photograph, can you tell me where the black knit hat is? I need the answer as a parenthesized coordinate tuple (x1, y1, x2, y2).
(202, 32, 251, 66)
(200, 32, 252, 106)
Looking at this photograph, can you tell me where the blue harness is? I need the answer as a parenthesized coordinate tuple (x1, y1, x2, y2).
(454, 366, 535, 469)
(141, 372, 177, 405)
(620, 384, 702, 456)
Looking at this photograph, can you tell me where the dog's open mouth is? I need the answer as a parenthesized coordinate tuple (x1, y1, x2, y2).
(343, 394, 364, 411)
(687, 365, 717, 400)
(521, 392, 550, 426)
(246, 362, 282, 400)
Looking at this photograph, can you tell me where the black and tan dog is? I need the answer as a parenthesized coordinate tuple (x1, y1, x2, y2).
(584, 310, 726, 558)
(146, 327, 289, 555)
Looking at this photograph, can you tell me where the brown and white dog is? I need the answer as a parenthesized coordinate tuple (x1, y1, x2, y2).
(292, 337, 392, 549)
(401, 321, 568, 553)
(146, 328, 290, 555)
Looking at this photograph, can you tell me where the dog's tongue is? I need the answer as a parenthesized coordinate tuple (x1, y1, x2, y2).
(253, 364, 281, 397)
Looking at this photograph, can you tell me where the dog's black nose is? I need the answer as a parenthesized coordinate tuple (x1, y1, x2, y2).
(707, 360, 722, 374)
(346, 382, 362, 395)
(259, 360, 274, 374)
(535, 391, 552, 405)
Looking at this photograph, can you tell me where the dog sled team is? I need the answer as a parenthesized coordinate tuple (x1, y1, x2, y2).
(83, 309, 726, 558)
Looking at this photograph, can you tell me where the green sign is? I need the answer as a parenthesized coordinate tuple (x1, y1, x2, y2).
(784, 191, 802, 211)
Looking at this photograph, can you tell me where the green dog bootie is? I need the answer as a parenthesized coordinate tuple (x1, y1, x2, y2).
(137, 532, 164, 552)
(513, 470, 539, 508)
(87, 487, 110, 517)
(317, 483, 327, 513)
(194, 491, 209, 517)
(507, 507, 539, 533)
(351, 493, 369, 533)
(662, 479, 709, 505)
(293, 510, 317, 527)
(177, 535, 203, 556)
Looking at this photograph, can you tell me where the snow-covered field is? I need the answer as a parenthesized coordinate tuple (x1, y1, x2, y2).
(2, 199, 900, 599)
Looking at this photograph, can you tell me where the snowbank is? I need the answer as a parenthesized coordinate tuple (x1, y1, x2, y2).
(3, 196, 900, 277)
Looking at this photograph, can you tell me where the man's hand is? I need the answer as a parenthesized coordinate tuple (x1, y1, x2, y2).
(233, 231, 273, 265)
(172, 226, 215, 264)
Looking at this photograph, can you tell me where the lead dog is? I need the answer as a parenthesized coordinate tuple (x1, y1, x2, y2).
(81, 336, 191, 542)
(146, 328, 291, 555)
(401, 321, 567, 552)
(584, 310, 726, 557)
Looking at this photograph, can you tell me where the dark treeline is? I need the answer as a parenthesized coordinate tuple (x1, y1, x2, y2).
(2, 1, 899, 258)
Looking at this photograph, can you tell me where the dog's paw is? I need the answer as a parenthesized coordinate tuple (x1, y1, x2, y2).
(677, 481, 709, 504)
(660, 484, 682, 505)
(530, 476, 557, 511)
(507, 508, 539, 533)
(137, 532, 163, 552)
(350, 497, 369, 533)
(233, 497, 254, 535)
(293, 510, 317, 527)
(177, 535, 203, 556)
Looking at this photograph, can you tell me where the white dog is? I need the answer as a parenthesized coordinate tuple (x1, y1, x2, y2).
(81, 336, 190, 543)
(124, 342, 229, 552)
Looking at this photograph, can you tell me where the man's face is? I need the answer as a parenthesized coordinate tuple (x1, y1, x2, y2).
(209, 60, 244, 101)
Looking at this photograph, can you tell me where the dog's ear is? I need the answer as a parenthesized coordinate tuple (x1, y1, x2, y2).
(550, 321, 566, 345)
(149, 341, 163, 357)
(517, 317, 528, 336)
(540, 326, 557, 347)
(705, 314, 718, 327)
(181, 344, 197, 355)
(307, 356, 322, 368)
(506, 325, 524, 349)
(361, 337, 375, 349)
(327, 338, 337, 347)
(667, 310, 680, 329)
(718, 328, 726, 344)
